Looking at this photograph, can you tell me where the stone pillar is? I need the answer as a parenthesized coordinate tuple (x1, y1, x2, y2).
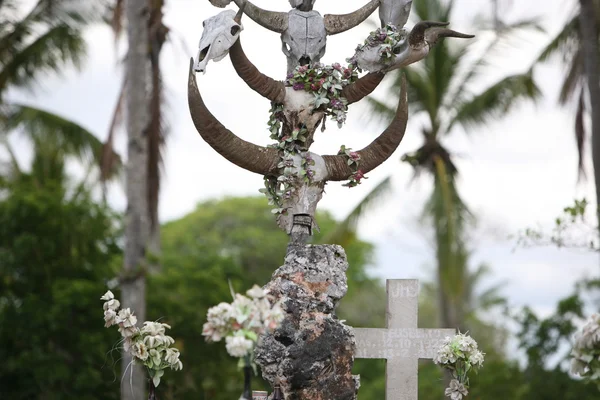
(255, 245, 358, 400)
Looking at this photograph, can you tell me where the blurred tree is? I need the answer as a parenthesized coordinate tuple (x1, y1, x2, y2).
(333, 0, 540, 332)
(0, 172, 122, 399)
(106, 0, 169, 251)
(118, 0, 152, 397)
(0, 0, 120, 186)
(536, 1, 600, 235)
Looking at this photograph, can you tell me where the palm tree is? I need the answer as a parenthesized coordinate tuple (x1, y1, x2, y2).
(536, 1, 600, 234)
(0, 0, 120, 185)
(334, 0, 540, 331)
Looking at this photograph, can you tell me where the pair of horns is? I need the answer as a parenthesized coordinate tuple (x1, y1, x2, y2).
(232, 0, 380, 35)
(187, 60, 408, 180)
(409, 21, 475, 47)
(228, 36, 383, 105)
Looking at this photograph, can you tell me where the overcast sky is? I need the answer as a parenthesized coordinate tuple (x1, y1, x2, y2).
(8, 0, 599, 322)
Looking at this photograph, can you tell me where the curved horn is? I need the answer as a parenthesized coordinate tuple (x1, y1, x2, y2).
(232, 0, 287, 33)
(187, 58, 279, 176)
(342, 72, 385, 105)
(229, 38, 286, 103)
(408, 21, 450, 46)
(323, 75, 408, 181)
(425, 28, 475, 47)
(324, 0, 380, 35)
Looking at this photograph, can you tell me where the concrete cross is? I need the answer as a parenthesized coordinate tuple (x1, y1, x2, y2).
(353, 279, 455, 400)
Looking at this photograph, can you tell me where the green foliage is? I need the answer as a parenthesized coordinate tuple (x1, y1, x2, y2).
(518, 198, 598, 250)
(0, 0, 119, 185)
(0, 177, 121, 399)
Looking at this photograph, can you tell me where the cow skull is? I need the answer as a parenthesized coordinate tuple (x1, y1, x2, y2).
(281, 9, 327, 73)
(194, 8, 244, 73)
(379, 0, 413, 28)
(353, 21, 474, 73)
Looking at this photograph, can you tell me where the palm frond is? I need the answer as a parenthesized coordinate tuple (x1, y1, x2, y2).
(322, 176, 393, 246)
(5, 103, 122, 177)
(536, 15, 579, 63)
(558, 48, 584, 104)
(0, 23, 86, 90)
(449, 70, 541, 133)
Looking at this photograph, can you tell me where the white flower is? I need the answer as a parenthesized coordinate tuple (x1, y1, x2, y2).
(225, 335, 254, 358)
(231, 294, 254, 324)
(202, 322, 225, 342)
(141, 322, 173, 348)
(445, 379, 468, 400)
(246, 285, 267, 299)
(103, 298, 121, 312)
(207, 303, 233, 327)
(469, 350, 485, 367)
(132, 341, 149, 361)
(165, 348, 180, 364)
(119, 325, 137, 338)
(104, 309, 117, 327)
(456, 334, 478, 353)
(571, 357, 587, 376)
(117, 308, 137, 328)
(141, 321, 170, 337)
(100, 290, 115, 301)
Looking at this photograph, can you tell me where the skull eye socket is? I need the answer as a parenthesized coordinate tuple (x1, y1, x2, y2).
(230, 25, 241, 36)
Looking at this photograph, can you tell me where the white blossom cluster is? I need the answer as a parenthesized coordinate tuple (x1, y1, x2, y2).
(571, 313, 600, 382)
(434, 333, 485, 400)
(101, 291, 183, 387)
(202, 285, 284, 359)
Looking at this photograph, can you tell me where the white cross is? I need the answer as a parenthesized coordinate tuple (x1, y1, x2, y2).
(353, 280, 455, 400)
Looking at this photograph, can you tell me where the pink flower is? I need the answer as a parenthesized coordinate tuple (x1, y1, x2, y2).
(298, 65, 309, 73)
(293, 83, 305, 91)
(332, 62, 342, 71)
(349, 151, 360, 161)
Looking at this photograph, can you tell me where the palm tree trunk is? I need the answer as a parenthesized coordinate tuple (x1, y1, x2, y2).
(121, 0, 150, 398)
(579, 0, 600, 245)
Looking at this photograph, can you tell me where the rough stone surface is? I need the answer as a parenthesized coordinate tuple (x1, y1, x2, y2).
(255, 244, 357, 400)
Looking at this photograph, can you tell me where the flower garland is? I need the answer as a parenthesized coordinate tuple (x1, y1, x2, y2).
(571, 313, 600, 386)
(261, 63, 365, 210)
(202, 285, 284, 367)
(285, 63, 358, 129)
(433, 333, 485, 400)
(101, 291, 183, 390)
(347, 24, 407, 67)
(338, 145, 367, 188)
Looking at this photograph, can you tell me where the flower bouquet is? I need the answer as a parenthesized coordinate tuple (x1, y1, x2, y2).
(202, 285, 284, 400)
(434, 333, 485, 400)
(101, 291, 182, 399)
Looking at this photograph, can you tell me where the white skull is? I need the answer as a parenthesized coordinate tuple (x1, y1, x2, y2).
(379, 0, 413, 28)
(281, 9, 326, 74)
(195, 10, 243, 73)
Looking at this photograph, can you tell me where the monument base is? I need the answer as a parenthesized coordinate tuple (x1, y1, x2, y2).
(255, 244, 358, 400)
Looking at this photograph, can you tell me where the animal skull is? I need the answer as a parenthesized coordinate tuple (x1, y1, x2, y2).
(281, 9, 327, 74)
(379, 0, 413, 28)
(194, 9, 244, 73)
(352, 29, 410, 73)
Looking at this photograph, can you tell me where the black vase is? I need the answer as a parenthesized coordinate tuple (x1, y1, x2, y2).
(148, 381, 157, 400)
(242, 365, 252, 399)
